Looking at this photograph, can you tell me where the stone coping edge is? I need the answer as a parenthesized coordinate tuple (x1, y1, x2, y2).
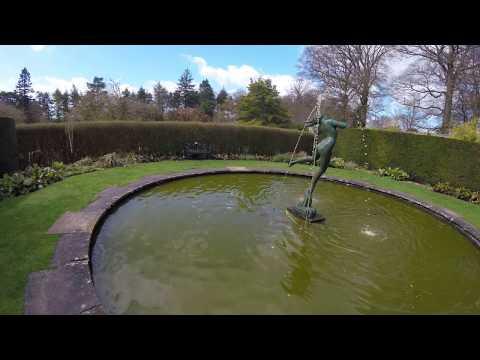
(24, 167, 480, 315)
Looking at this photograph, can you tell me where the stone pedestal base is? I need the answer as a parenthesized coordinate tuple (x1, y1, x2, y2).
(286, 206, 325, 223)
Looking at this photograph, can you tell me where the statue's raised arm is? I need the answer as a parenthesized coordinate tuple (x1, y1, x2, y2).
(333, 120, 348, 129)
(326, 119, 347, 129)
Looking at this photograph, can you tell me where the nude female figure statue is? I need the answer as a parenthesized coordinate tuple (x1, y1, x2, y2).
(287, 114, 347, 222)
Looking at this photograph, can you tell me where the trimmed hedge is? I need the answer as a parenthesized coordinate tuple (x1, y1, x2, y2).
(334, 128, 480, 191)
(15, 122, 480, 191)
(0, 117, 18, 174)
(16, 121, 314, 168)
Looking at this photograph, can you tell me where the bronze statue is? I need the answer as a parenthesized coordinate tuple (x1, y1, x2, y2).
(287, 105, 347, 222)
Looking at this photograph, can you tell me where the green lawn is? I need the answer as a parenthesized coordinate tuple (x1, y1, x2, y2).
(1, 160, 479, 314)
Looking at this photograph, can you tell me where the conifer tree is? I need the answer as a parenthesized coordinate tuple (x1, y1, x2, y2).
(86, 77, 107, 96)
(137, 87, 147, 103)
(177, 69, 198, 108)
(70, 85, 81, 108)
(198, 79, 216, 117)
(238, 78, 289, 126)
(216, 88, 228, 106)
(36, 91, 54, 121)
(153, 83, 169, 113)
(52, 89, 65, 121)
(15, 67, 33, 111)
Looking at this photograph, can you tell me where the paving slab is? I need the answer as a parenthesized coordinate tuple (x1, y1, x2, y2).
(51, 232, 91, 268)
(47, 210, 103, 235)
(24, 261, 100, 315)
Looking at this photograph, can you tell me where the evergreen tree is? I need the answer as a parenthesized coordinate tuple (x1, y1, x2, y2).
(86, 76, 107, 96)
(238, 78, 289, 126)
(177, 69, 198, 108)
(70, 85, 81, 108)
(52, 89, 65, 121)
(62, 91, 70, 114)
(153, 82, 169, 113)
(122, 88, 131, 98)
(36, 91, 54, 121)
(169, 90, 182, 109)
(15, 67, 34, 111)
(216, 88, 228, 105)
(145, 92, 153, 104)
(198, 79, 216, 117)
(137, 87, 147, 103)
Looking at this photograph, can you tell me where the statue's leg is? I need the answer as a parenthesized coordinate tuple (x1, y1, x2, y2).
(304, 152, 331, 207)
(289, 156, 313, 167)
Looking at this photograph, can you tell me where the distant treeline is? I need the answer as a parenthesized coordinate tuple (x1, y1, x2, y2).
(2, 45, 480, 138)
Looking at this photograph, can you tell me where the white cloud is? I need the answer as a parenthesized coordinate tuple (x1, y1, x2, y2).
(118, 83, 137, 93)
(119, 80, 179, 94)
(2, 73, 179, 96)
(30, 45, 48, 52)
(159, 80, 178, 93)
(388, 56, 416, 78)
(189, 56, 295, 96)
(32, 76, 89, 93)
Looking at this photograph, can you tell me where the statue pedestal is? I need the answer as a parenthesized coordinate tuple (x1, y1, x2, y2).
(286, 206, 325, 223)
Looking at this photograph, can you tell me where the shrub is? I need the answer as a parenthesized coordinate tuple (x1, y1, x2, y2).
(450, 119, 479, 143)
(329, 157, 345, 168)
(0, 165, 64, 199)
(471, 192, 480, 204)
(271, 151, 307, 163)
(454, 186, 473, 201)
(0, 152, 164, 201)
(432, 182, 454, 195)
(432, 182, 479, 204)
(377, 167, 410, 181)
(344, 160, 359, 170)
(272, 153, 292, 163)
(94, 152, 123, 168)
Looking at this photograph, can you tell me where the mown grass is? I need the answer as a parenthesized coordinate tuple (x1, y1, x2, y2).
(0, 160, 478, 314)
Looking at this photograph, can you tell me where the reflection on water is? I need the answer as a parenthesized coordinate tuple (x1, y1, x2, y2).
(92, 174, 480, 314)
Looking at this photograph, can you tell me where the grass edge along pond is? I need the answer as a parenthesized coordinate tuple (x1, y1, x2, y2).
(1, 160, 479, 314)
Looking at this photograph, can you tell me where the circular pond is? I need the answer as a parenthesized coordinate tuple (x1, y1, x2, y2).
(91, 173, 480, 314)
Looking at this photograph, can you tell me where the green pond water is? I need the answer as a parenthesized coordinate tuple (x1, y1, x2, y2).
(91, 173, 480, 314)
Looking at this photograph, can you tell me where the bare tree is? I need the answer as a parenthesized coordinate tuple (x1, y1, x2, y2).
(396, 45, 480, 133)
(299, 45, 356, 124)
(108, 79, 122, 98)
(344, 45, 393, 127)
(282, 78, 320, 123)
(453, 47, 480, 122)
(390, 75, 440, 131)
(299, 45, 393, 127)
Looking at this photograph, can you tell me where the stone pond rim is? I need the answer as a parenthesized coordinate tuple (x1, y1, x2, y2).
(23, 167, 480, 315)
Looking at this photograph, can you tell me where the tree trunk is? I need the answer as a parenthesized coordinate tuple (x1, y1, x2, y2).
(441, 48, 456, 133)
(340, 94, 351, 126)
(357, 88, 369, 127)
(473, 88, 480, 120)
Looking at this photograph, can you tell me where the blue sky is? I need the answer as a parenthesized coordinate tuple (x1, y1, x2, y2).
(0, 45, 304, 96)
